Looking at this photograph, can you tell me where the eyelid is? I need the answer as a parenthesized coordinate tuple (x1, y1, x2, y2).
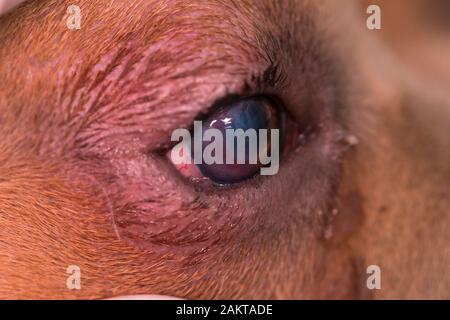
(172, 63, 288, 136)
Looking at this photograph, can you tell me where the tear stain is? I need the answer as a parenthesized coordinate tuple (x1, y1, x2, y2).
(323, 190, 365, 243)
(321, 126, 364, 242)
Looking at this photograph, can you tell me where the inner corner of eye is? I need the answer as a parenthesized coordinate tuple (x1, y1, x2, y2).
(167, 95, 297, 184)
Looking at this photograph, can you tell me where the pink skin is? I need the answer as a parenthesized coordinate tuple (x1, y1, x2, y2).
(0, 0, 26, 15)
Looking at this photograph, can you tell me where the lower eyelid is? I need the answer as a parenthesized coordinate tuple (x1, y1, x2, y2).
(109, 114, 340, 254)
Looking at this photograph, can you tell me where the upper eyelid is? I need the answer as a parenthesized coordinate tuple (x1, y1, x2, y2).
(74, 45, 289, 154)
(186, 63, 288, 121)
(65, 14, 322, 155)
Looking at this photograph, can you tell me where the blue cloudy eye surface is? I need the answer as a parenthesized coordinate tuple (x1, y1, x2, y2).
(196, 96, 280, 184)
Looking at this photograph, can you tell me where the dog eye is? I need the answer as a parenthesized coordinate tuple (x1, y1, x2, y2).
(168, 96, 295, 184)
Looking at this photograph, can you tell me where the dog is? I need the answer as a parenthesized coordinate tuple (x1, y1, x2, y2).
(0, 0, 449, 299)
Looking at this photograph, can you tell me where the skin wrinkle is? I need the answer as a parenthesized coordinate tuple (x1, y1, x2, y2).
(70, 5, 313, 155)
(1, 0, 449, 299)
